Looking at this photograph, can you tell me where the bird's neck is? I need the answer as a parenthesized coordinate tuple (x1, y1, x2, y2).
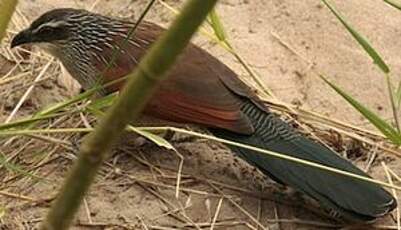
(47, 41, 102, 92)
(42, 21, 158, 95)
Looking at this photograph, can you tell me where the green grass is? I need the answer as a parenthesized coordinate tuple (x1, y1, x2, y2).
(320, 0, 401, 145)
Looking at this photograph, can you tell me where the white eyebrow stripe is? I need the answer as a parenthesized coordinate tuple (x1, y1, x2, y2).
(32, 20, 69, 34)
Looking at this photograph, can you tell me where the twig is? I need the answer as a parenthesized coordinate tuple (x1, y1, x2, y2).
(0, 190, 37, 202)
(83, 198, 93, 224)
(5, 58, 54, 123)
(266, 218, 340, 228)
(208, 182, 269, 230)
(210, 197, 223, 230)
(382, 162, 399, 229)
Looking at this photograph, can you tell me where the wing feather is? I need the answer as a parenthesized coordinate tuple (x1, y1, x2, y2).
(92, 21, 257, 134)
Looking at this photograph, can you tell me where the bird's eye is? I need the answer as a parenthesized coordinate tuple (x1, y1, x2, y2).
(38, 26, 55, 35)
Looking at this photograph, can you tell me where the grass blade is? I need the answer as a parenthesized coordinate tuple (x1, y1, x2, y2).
(0, 206, 5, 219)
(321, 0, 390, 73)
(0, 113, 63, 130)
(87, 93, 118, 110)
(208, 8, 227, 42)
(396, 81, 401, 107)
(321, 75, 401, 145)
(0, 152, 44, 180)
(87, 106, 175, 150)
(128, 126, 176, 150)
(384, 0, 401, 11)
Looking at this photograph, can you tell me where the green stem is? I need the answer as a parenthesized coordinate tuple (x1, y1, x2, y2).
(0, 0, 18, 42)
(386, 73, 401, 132)
(384, 0, 401, 11)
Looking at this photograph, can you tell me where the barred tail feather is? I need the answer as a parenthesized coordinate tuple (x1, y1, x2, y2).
(211, 101, 396, 222)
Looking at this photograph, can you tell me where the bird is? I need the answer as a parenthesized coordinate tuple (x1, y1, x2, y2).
(11, 8, 396, 222)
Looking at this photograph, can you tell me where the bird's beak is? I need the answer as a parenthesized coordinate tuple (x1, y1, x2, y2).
(11, 29, 32, 48)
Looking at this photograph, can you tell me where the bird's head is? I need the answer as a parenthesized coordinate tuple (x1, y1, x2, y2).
(11, 8, 123, 55)
(10, 8, 126, 90)
(11, 8, 91, 49)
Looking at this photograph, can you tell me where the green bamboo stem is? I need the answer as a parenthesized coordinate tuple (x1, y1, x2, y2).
(0, 0, 18, 42)
(39, 0, 218, 229)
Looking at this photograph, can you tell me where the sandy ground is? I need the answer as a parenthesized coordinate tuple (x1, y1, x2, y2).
(1, 0, 401, 229)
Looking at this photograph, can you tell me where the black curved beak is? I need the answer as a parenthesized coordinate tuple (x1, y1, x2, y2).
(11, 29, 32, 48)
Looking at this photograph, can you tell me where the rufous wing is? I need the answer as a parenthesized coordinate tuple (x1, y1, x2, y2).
(92, 21, 256, 135)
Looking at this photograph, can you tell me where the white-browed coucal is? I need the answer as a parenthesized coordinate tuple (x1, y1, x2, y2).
(11, 8, 396, 222)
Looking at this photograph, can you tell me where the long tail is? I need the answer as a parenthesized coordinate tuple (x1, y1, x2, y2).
(211, 100, 396, 222)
